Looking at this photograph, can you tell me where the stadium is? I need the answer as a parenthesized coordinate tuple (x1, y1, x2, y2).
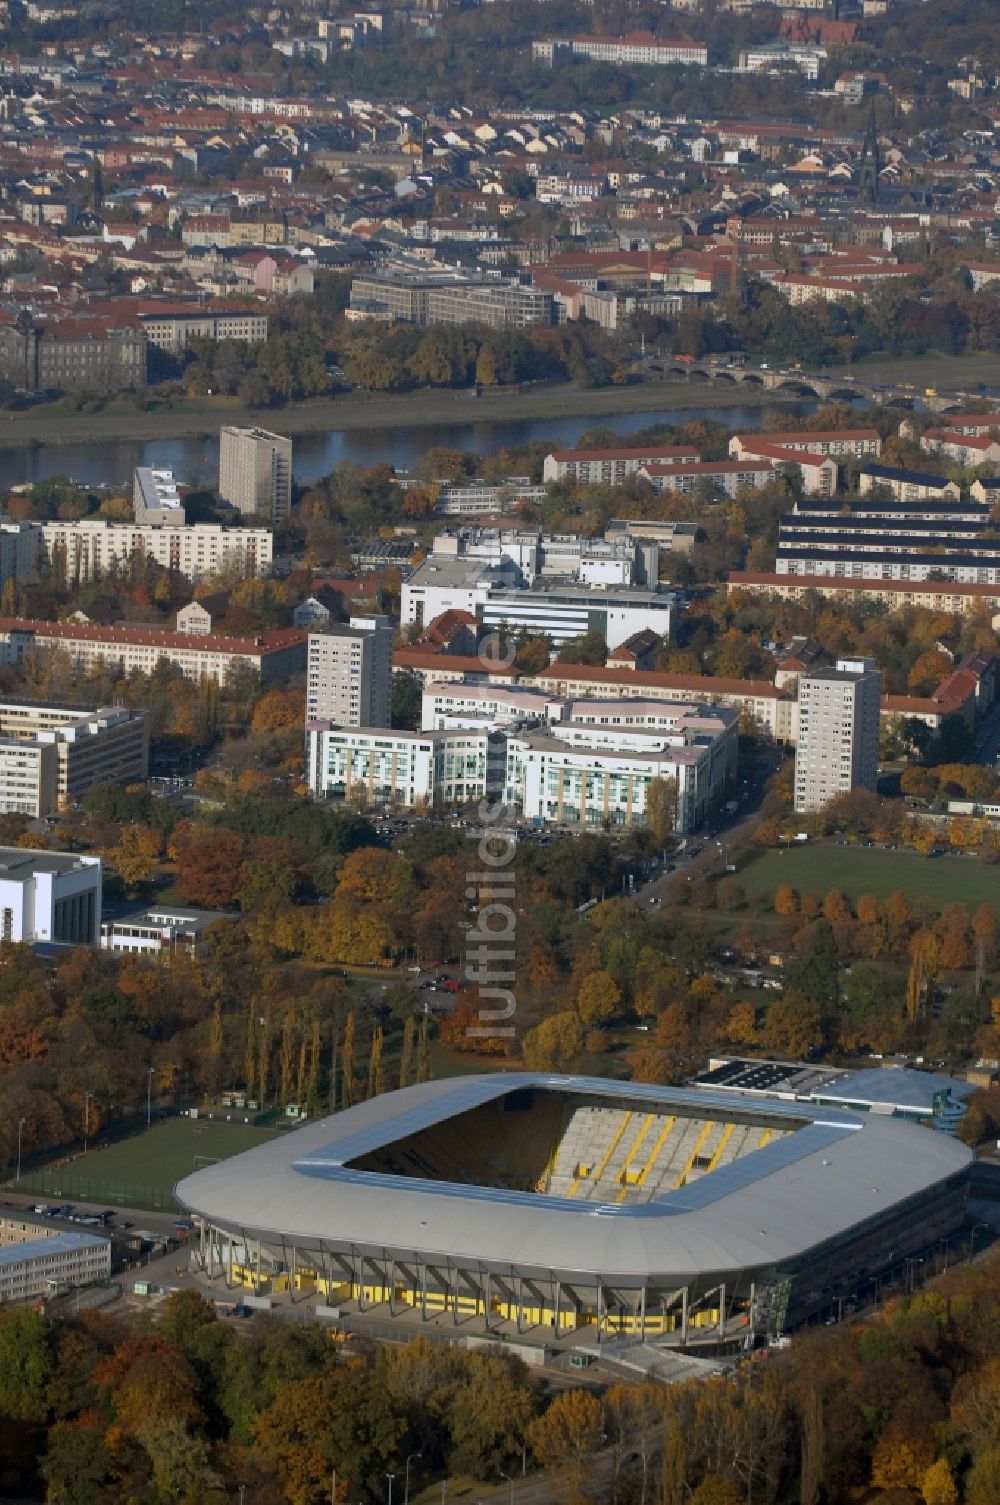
(175, 1073, 972, 1346)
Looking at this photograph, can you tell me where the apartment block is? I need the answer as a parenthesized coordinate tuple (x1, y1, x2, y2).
(858, 465, 962, 505)
(306, 617, 393, 729)
(543, 445, 700, 485)
(729, 569, 1000, 617)
(0, 521, 43, 587)
(730, 429, 881, 461)
(724, 442, 838, 495)
(218, 426, 292, 525)
(638, 459, 777, 498)
(40, 518, 272, 584)
(793, 657, 881, 813)
(0, 617, 306, 687)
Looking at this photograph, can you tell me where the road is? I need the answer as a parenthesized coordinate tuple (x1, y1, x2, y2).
(631, 747, 782, 908)
(973, 697, 1000, 768)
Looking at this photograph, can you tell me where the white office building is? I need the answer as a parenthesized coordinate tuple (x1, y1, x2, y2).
(0, 701, 148, 817)
(794, 657, 882, 813)
(421, 681, 565, 730)
(307, 694, 736, 832)
(307, 723, 499, 810)
(306, 617, 393, 728)
(100, 904, 234, 959)
(218, 427, 292, 525)
(0, 846, 102, 946)
(403, 555, 675, 649)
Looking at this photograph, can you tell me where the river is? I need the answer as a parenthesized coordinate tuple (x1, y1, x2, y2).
(0, 400, 820, 493)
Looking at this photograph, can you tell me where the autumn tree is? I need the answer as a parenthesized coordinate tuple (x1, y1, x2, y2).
(760, 989, 825, 1057)
(168, 824, 247, 909)
(529, 1389, 603, 1499)
(774, 884, 799, 917)
(576, 970, 622, 1024)
(114, 824, 162, 891)
(646, 776, 678, 844)
(522, 1012, 584, 1072)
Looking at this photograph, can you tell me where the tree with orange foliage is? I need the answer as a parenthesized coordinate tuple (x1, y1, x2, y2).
(823, 889, 853, 924)
(935, 903, 972, 971)
(774, 884, 799, 916)
(250, 686, 305, 733)
(168, 824, 247, 909)
(870, 1400, 936, 1492)
(336, 847, 412, 904)
(856, 893, 882, 927)
(529, 1388, 604, 1500)
(726, 1000, 757, 1045)
(908, 650, 953, 696)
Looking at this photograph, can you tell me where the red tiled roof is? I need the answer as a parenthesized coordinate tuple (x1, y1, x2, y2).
(736, 429, 880, 445)
(422, 609, 478, 646)
(394, 648, 519, 677)
(0, 616, 305, 656)
(881, 694, 960, 716)
(529, 663, 785, 699)
(728, 571, 1000, 600)
(551, 445, 699, 462)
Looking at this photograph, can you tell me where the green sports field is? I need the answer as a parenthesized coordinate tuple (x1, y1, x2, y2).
(740, 845, 1000, 908)
(16, 1117, 280, 1212)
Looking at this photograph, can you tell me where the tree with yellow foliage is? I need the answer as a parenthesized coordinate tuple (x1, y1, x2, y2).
(774, 884, 799, 916)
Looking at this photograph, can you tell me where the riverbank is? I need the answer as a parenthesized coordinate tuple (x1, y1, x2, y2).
(0, 377, 796, 453)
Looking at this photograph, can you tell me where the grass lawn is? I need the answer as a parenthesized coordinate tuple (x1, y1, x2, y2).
(17, 1117, 279, 1211)
(739, 844, 1000, 908)
(824, 351, 1000, 389)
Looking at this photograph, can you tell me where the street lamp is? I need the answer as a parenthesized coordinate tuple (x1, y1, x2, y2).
(15, 1115, 25, 1183)
(386, 1474, 396, 1505)
(147, 1067, 154, 1128)
(404, 1454, 422, 1505)
(499, 1473, 514, 1505)
(84, 1091, 92, 1155)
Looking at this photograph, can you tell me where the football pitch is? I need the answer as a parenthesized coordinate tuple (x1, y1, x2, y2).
(14, 1117, 279, 1212)
(740, 845, 1000, 908)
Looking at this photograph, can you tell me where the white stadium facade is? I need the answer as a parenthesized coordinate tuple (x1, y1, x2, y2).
(175, 1073, 971, 1346)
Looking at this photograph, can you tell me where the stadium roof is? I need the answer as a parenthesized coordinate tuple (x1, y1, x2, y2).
(175, 1074, 971, 1288)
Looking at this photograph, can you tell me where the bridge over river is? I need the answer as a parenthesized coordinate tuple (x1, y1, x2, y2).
(649, 355, 986, 415)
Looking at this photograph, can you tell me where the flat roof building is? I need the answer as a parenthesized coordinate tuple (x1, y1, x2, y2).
(176, 1072, 971, 1347)
(794, 656, 881, 813)
(40, 517, 272, 585)
(0, 846, 102, 947)
(0, 700, 149, 817)
(0, 1230, 110, 1305)
(133, 466, 186, 527)
(218, 426, 292, 526)
(306, 617, 393, 730)
(101, 904, 235, 959)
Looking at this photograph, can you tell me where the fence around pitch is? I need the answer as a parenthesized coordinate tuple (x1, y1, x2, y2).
(9, 1169, 182, 1213)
